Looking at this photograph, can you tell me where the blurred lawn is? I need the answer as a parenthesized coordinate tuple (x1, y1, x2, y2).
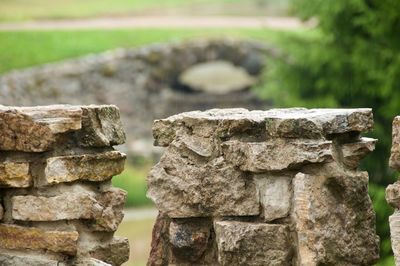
(0, 0, 290, 22)
(0, 28, 313, 74)
(116, 218, 155, 266)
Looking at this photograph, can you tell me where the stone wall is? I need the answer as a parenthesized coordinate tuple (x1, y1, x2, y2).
(0, 105, 129, 265)
(0, 39, 276, 157)
(147, 108, 380, 265)
(386, 116, 400, 265)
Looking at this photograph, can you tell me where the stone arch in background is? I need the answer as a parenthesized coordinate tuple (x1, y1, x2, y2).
(0, 38, 278, 157)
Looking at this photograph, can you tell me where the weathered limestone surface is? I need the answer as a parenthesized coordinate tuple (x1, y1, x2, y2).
(0, 224, 79, 255)
(214, 221, 292, 265)
(387, 116, 400, 265)
(0, 253, 64, 266)
(148, 108, 379, 265)
(390, 116, 400, 170)
(43, 151, 126, 185)
(0, 105, 129, 265)
(293, 171, 379, 265)
(0, 161, 32, 187)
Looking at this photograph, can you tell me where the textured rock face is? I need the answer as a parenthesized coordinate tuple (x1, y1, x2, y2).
(147, 108, 379, 265)
(0, 105, 129, 265)
(387, 116, 400, 264)
(214, 221, 292, 266)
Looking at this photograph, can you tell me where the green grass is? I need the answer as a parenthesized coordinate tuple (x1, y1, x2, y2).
(0, 27, 310, 74)
(0, 0, 290, 22)
(112, 163, 153, 207)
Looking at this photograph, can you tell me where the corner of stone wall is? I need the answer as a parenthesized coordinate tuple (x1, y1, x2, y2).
(0, 104, 129, 266)
(147, 107, 380, 265)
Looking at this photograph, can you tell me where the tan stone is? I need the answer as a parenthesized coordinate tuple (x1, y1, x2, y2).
(77, 105, 126, 147)
(42, 151, 125, 185)
(88, 237, 129, 266)
(222, 139, 333, 172)
(292, 172, 379, 265)
(254, 174, 292, 222)
(390, 116, 400, 170)
(11, 191, 102, 221)
(0, 105, 82, 152)
(0, 224, 78, 255)
(0, 161, 32, 187)
(90, 188, 127, 232)
(341, 137, 376, 169)
(147, 145, 259, 218)
(214, 221, 293, 265)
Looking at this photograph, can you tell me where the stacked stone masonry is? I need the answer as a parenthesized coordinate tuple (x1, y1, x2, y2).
(0, 104, 129, 266)
(147, 108, 380, 265)
(387, 116, 400, 266)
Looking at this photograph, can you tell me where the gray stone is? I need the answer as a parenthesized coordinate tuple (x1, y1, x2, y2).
(153, 108, 373, 147)
(77, 105, 126, 147)
(254, 174, 291, 222)
(179, 60, 256, 94)
(341, 137, 376, 169)
(42, 151, 126, 185)
(147, 145, 259, 218)
(88, 236, 129, 266)
(292, 171, 379, 265)
(0, 253, 63, 266)
(74, 258, 111, 266)
(222, 139, 333, 172)
(214, 221, 293, 265)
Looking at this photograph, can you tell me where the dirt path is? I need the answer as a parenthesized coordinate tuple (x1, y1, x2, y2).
(0, 16, 310, 31)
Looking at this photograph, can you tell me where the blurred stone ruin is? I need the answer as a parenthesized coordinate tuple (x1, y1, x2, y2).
(0, 39, 277, 159)
(147, 107, 380, 265)
(0, 104, 129, 265)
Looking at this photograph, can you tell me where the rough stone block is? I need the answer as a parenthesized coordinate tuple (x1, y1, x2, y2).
(0, 224, 79, 255)
(214, 221, 293, 265)
(254, 174, 291, 222)
(42, 151, 125, 185)
(77, 105, 126, 147)
(386, 182, 400, 209)
(0, 253, 63, 266)
(341, 137, 376, 169)
(90, 188, 127, 232)
(152, 108, 373, 146)
(0, 161, 32, 188)
(147, 147, 259, 218)
(390, 211, 400, 266)
(292, 172, 379, 265)
(0, 105, 82, 152)
(11, 191, 102, 221)
(74, 258, 111, 266)
(169, 218, 212, 263)
(88, 237, 129, 266)
(147, 212, 171, 266)
(222, 139, 333, 172)
(390, 116, 400, 170)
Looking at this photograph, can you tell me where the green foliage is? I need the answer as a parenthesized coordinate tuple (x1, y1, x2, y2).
(257, 0, 400, 262)
(112, 163, 152, 207)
